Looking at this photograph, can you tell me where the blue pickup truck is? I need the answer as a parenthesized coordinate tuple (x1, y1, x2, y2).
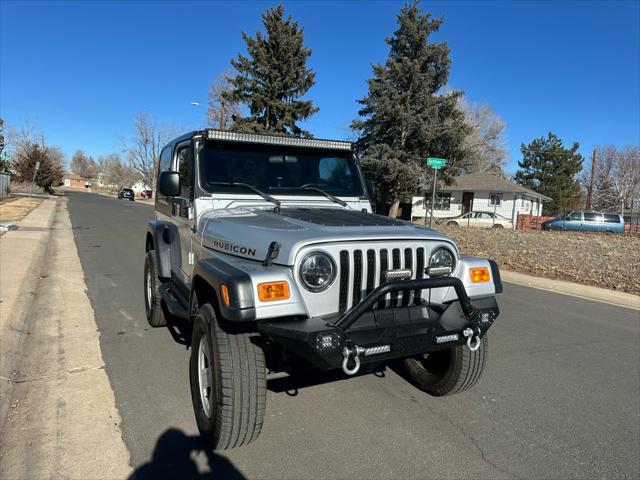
(542, 211, 624, 233)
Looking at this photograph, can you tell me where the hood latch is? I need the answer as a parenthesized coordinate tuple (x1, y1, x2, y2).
(263, 241, 281, 266)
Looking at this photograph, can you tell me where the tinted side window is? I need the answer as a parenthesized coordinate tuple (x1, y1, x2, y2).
(604, 214, 621, 223)
(156, 146, 173, 215)
(159, 146, 172, 174)
(583, 212, 602, 222)
(176, 146, 193, 197)
(568, 212, 582, 221)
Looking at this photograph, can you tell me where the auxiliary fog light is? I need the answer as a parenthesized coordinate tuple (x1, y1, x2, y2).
(315, 332, 340, 351)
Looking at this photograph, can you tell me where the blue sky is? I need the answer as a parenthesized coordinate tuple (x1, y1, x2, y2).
(1, 0, 638, 172)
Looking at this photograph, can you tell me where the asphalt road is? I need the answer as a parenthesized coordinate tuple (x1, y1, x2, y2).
(66, 190, 640, 480)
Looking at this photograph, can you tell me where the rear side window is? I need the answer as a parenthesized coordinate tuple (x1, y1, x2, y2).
(583, 212, 602, 222)
(604, 214, 621, 223)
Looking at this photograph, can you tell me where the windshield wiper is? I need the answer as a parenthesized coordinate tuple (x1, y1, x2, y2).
(298, 185, 348, 207)
(206, 182, 281, 212)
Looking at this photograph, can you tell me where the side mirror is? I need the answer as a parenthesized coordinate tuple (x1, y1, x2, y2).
(158, 171, 180, 197)
(365, 179, 376, 198)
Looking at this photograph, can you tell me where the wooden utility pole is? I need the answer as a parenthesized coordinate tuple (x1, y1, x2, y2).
(585, 147, 596, 210)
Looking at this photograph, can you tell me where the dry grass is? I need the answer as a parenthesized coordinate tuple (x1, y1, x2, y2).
(8, 181, 46, 195)
(433, 225, 640, 295)
(0, 197, 43, 223)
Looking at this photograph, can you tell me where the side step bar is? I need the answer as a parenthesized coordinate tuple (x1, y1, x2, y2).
(159, 284, 189, 320)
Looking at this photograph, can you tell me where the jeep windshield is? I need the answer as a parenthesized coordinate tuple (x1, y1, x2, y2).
(199, 142, 365, 197)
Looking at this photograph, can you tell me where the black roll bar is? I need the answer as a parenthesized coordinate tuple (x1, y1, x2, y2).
(330, 277, 477, 332)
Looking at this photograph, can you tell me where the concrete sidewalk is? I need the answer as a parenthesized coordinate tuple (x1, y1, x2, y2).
(0, 197, 58, 421)
(0, 197, 130, 479)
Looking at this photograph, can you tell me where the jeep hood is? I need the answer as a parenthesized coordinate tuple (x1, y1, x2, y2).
(199, 207, 456, 265)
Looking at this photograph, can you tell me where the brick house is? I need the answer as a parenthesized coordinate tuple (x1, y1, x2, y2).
(63, 173, 89, 189)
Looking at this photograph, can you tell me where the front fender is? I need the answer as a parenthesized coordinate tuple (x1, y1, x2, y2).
(442, 256, 501, 302)
(146, 221, 176, 279)
(192, 257, 256, 322)
(193, 251, 308, 322)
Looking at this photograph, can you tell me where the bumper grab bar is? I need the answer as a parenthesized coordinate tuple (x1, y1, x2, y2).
(330, 277, 477, 332)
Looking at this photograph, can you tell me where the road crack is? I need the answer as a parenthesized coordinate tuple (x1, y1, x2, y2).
(0, 365, 106, 384)
(378, 380, 520, 479)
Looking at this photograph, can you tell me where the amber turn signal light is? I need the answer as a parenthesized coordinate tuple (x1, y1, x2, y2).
(258, 281, 290, 302)
(470, 267, 490, 283)
(220, 284, 230, 306)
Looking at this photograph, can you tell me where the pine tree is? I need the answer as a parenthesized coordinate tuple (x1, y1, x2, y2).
(225, 4, 318, 137)
(12, 142, 64, 193)
(352, 1, 468, 217)
(514, 132, 584, 215)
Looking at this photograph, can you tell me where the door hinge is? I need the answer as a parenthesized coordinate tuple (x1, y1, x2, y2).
(188, 252, 195, 265)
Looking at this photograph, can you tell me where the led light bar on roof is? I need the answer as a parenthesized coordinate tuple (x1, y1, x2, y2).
(206, 129, 352, 151)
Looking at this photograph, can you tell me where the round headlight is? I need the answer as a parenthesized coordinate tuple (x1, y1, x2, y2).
(428, 248, 455, 276)
(299, 252, 336, 292)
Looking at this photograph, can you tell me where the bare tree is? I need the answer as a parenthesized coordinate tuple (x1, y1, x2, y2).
(99, 153, 139, 189)
(125, 112, 174, 188)
(3, 119, 43, 155)
(207, 71, 240, 130)
(590, 145, 640, 214)
(0, 118, 8, 172)
(70, 149, 98, 179)
(0, 118, 5, 157)
(458, 98, 508, 176)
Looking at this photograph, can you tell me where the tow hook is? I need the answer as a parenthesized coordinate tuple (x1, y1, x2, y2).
(342, 345, 365, 376)
(462, 327, 482, 352)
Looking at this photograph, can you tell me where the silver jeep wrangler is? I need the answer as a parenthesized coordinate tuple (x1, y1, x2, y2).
(144, 129, 502, 450)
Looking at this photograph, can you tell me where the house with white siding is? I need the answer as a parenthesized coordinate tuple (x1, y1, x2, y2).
(411, 172, 551, 227)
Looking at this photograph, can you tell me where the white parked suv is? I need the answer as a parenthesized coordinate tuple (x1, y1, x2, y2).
(144, 129, 503, 450)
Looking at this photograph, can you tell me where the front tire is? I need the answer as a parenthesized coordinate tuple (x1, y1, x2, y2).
(403, 336, 488, 396)
(144, 250, 167, 327)
(447, 221, 459, 227)
(189, 304, 266, 450)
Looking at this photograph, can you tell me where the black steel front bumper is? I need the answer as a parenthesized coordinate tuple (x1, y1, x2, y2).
(258, 276, 499, 370)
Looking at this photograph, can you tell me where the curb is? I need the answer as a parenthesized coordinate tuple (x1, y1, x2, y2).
(501, 269, 639, 310)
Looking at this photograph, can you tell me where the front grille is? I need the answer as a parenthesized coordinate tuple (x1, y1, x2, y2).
(338, 246, 427, 312)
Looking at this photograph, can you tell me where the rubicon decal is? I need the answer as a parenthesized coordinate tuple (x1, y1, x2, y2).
(213, 239, 256, 257)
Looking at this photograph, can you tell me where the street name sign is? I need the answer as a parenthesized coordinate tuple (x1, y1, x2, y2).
(426, 157, 446, 169)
